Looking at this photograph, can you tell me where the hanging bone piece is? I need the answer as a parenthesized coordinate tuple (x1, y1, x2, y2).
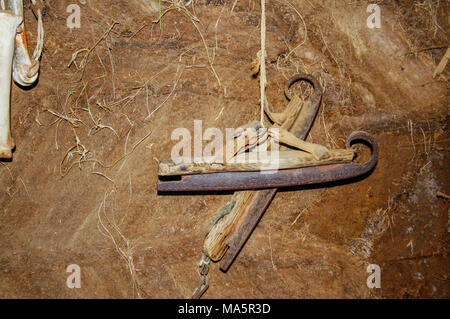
(10, 0, 40, 86)
(0, 1, 43, 159)
(0, 11, 22, 158)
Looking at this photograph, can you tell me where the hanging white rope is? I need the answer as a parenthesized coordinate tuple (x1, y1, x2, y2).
(259, 0, 267, 125)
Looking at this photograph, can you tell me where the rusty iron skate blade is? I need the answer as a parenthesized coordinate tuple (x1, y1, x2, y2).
(157, 131, 378, 192)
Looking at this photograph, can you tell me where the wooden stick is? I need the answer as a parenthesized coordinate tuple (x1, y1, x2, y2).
(269, 127, 330, 160)
(204, 191, 255, 261)
(433, 46, 450, 78)
(158, 149, 354, 176)
(437, 191, 450, 200)
(265, 95, 304, 127)
(213, 121, 265, 163)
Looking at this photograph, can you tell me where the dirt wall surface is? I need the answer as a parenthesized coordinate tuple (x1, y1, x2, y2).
(0, 0, 448, 298)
